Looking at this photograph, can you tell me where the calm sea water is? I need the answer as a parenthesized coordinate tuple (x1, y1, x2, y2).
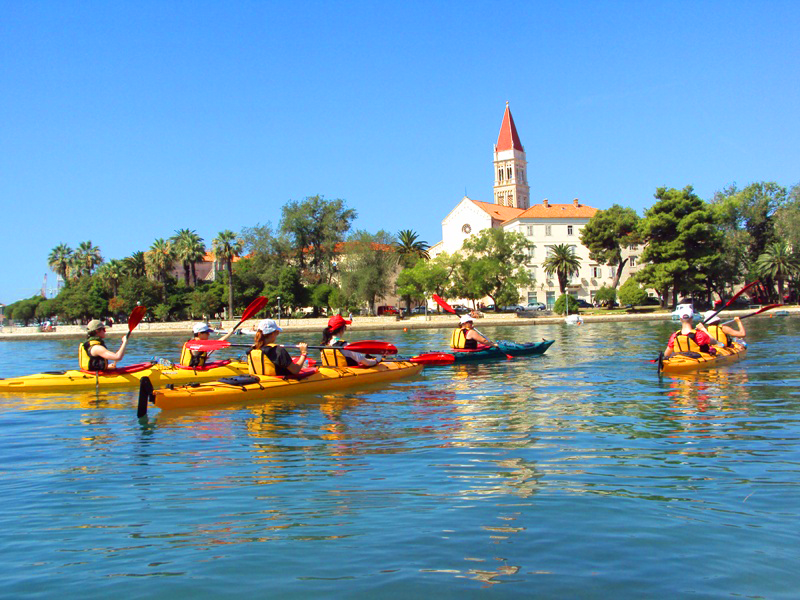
(1, 318, 798, 598)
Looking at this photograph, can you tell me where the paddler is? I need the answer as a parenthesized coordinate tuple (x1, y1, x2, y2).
(79, 319, 129, 371)
(663, 308, 716, 358)
(179, 322, 234, 367)
(320, 314, 382, 367)
(247, 319, 309, 377)
(450, 314, 497, 350)
(702, 311, 746, 347)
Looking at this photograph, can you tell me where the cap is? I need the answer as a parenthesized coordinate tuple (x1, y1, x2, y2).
(703, 310, 720, 324)
(679, 309, 694, 320)
(327, 314, 352, 330)
(193, 322, 215, 335)
(459, 314, 474, 324)
(257, 318, 282, 335)
(86, 319, 105, 332)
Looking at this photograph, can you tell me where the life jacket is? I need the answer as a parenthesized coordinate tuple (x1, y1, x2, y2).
(706, 324, 729, 347)
(247, 344, 278, 376)
(320, 340, 358, 367)
(179, 339, 207, 367)
(451, 328, 477, 350)
(673, 331, 708, 354)
(79, 337, 108, 371)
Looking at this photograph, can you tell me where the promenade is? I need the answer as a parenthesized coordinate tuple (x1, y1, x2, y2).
(1, 307, 796, 341)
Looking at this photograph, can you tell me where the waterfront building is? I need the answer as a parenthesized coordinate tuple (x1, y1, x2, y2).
(430, 104, 641, 308)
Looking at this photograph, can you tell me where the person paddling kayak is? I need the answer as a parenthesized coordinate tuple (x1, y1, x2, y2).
(320, 314, 382, 367)
(702, 310, 746, 348)
(179, 322, 234, 367)
(247, 319, 309, 378)
(450, 314, 497, 350)
(79, 319, 129, 371)
(663, 308, 716, 358)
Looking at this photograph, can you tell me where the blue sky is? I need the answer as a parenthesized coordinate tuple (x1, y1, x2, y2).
(1, 1, 798, 304)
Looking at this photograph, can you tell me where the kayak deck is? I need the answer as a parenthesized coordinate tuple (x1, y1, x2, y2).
(659, 343, 747, 374)
(142, 361, 423, 412)
(0, 360, 249, 392)
(411, 339, 554, 365)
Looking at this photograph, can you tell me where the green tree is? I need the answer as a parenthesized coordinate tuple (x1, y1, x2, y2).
(637, 186, 722, 307)
(593, 285, 617, 307)
(775, 183, 800, 255)
(542, 243, 582, 294)
(48, 243, 73, 284)
(146, 238, 175, 285)
(188, 285, 226, 320)
(171, 228, 206, 286)
(579, 204, 640, 288)
(117, 276, 164, 315)
(339, 230, 398, 314)
(280, 195, 357, 283)
(72, 240, 103, 278)
(95, 259, 125, 297)
(395, 229, 430, 268)
(212, 230, 243, 319)
(756, 241, 800, 301)
(618, 277, 649, 306)
(395, 253, 458, 312)
(55, 277, 108, 322)
(457, 228, 533, 308)
(554, 294, 579, 316)
(124, 251, 147, 278)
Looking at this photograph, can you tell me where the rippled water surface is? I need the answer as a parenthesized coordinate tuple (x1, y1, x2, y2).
(1, 318, 799, 598)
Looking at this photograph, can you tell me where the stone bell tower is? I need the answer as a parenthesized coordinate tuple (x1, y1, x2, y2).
(493, 102, 530, 209)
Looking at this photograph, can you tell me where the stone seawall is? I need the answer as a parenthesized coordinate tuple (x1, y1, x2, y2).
(1, 307, 795, 342)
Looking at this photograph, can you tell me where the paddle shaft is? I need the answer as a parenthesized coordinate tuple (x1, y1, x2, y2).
(721, 303, 783, 325)
(701, 281, 759, 325)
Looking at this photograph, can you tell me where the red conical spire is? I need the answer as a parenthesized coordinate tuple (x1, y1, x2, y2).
(495, 102, 524, 152)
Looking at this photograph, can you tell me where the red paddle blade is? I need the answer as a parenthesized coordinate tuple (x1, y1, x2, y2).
(185, 339, 232, 351)
(240, 296, 269, 322)
(753, 303, 783, 316)
(410, 352, 456, 365)
(432, 294, 456, 315)
(344, 340, 398, 355)
(128, 306, 148, 332)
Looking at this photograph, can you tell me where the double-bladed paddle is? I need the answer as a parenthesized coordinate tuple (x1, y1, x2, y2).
(720, 303, 783, 324)
(700, 281, 760, 325)
(185, 339, 399, 355)
(124, 305, 148, 340)
(229, 296, 269, 335)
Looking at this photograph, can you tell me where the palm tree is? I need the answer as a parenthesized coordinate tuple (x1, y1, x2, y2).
(212, 230, 242, 319)
(72, 240, 103, 277)
(543, 243, 582, 294)
(146, 238, 175, 283)
(756, 241, 800, 301)
(124, 251, 147, 278)
(96, 259, 125, 297)
(48, 243, 73, 285)
(396, 229, 430, 267)
(171, 228, 206, 286)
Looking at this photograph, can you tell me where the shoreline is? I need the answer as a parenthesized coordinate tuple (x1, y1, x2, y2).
(1, 307, 795, 341)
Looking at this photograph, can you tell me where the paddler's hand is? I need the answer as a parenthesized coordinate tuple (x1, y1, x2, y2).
(297, 342, 308, 361)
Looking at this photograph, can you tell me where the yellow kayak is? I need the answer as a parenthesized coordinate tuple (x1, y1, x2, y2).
(0, 360, 249, 392)
(139, 361, 423, 414)
(659, 342, 748, 374)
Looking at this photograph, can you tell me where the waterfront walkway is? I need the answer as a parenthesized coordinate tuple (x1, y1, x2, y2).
(1, 307, 796, 341)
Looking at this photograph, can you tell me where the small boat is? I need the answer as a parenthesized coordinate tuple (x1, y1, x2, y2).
(565, 314, 583, 325)
(138, 360, 423, 413)
(0, 360, 249, 393)
(658, 342, 748, 374)
(410, 340, 554, 365)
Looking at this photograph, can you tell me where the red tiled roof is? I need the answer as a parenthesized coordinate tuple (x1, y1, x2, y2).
(495, 103, 524, 152)
(470, 200, 524, 223)
(517, 201, 597, 219)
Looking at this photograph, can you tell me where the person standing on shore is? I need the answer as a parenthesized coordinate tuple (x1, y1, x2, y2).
(79, 319, 129, 371)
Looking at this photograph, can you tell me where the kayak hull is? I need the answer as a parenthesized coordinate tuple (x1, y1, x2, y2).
(450, 340, 554, 363)
(148, 361, 423, 411)
(660, 343, 747, 374)
(0, 361, 249, 392)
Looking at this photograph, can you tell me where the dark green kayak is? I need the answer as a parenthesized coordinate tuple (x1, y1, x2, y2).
(410, 340, 555, 365)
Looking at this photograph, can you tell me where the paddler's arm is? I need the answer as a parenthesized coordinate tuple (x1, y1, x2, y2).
(470, 330, 498, 347)
(723, 317, 746, 338)
(284, 342, 309, 375)
(92, 335, 129, 365)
